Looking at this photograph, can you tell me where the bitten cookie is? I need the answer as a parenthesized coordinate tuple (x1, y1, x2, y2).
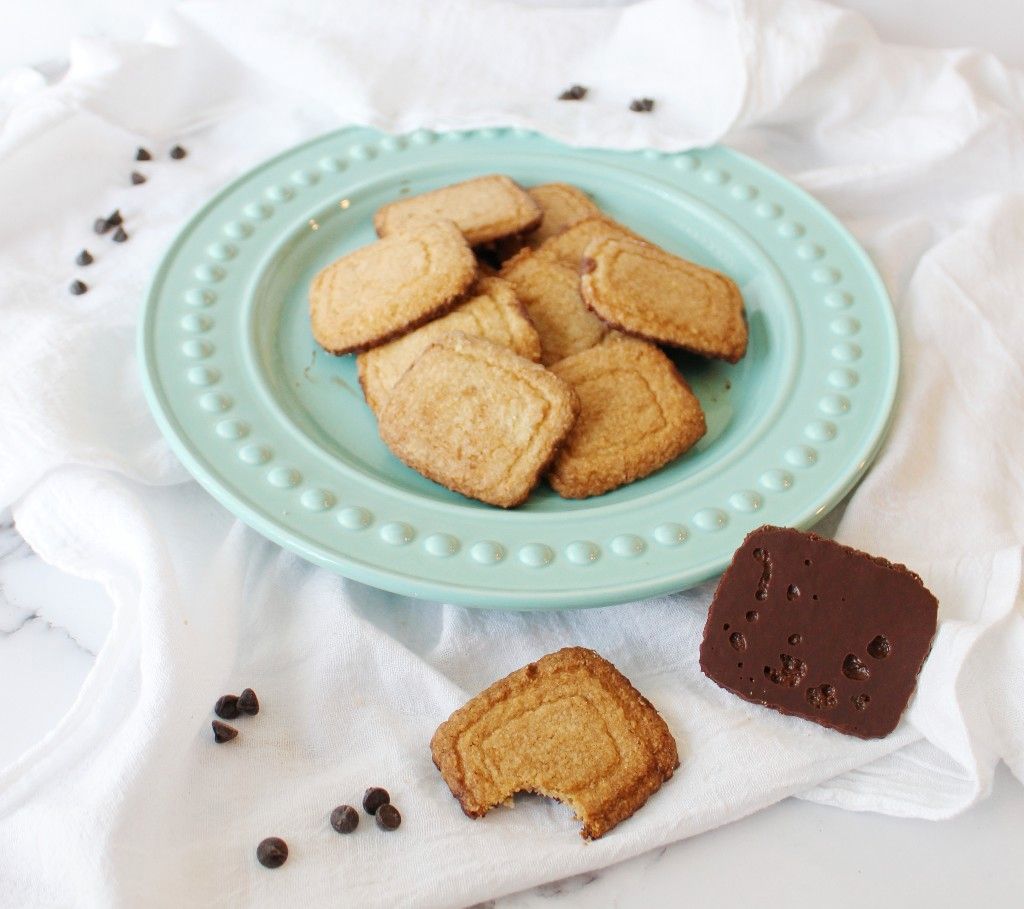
(309, 220, 475, 355)
(500, 248, 607, 365)
(430, 647, 679, 840)
(699, 526, 939, 739)
(357, 276, 541, 414)
(580, 236, 748, 363)
(374, 175, 542, 246)
(377, 332, 578, 507)
(548, 333, 706, 498)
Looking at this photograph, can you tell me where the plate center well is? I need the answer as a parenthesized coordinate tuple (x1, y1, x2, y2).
(247, 161, 796, 513)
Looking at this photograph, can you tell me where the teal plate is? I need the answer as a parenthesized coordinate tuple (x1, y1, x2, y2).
(140, 126, 898, 609)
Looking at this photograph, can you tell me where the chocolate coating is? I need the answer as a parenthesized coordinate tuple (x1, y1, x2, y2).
(699, 526, 938, 739)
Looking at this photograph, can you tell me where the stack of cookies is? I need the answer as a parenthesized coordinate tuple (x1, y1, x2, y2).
(309, 174, 748, 507)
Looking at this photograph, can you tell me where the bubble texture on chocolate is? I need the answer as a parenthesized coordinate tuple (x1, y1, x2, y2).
(699, 525, 938, 739)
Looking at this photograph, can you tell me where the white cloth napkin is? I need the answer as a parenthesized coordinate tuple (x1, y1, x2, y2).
(1, 0, 1023, 905)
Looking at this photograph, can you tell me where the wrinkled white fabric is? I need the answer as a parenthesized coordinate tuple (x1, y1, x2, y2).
(0, 1, 1022, 906)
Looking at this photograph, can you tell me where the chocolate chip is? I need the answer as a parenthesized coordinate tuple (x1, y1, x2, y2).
(330, 805, 359, 834)
(214, 694, 240, 719)
(362, 787, 390, 815)
(629, 98, 655, 112)
(256, 837, 288, 868)
(558, 84, 587, 101)
(69, 279, 88, 296)
(112, 227, 128, 243)
(212, 720, 238, 743)
(375, 804, 401, 831)
(170, 145, 188, 160)
(131, 171, 147, 185)
(106, 209, 123, 227)
(135, 147, 152, 161)
(75, 249, 93, 266)
(238, 688, 259, 715)
(94, 217, 112, 235)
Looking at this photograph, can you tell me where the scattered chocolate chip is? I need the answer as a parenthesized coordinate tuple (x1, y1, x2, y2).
(170, 145, 188, 160)
(238, 688, 259, 715)
(362, 787, 390, 815)
(629, 98, 655, 112)
(330, 805, 359, 834)
(375, 804, 401, 831)
(558, 84, 588, 101)
(135, 147, 152, 161)
(112, 226, 128, 243)
(94, 217, 112, 235)
(256, 837, 288, 868)
(214, 694, 240, 719)
(75, 249, 93, 266)
(106, 209, 123, 227)
(212, 720, 238, 743)
(131, 171, 147, 185)
(69, 279, 88, 296)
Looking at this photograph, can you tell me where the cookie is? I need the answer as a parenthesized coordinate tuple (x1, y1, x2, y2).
(500, 248, 607, 365)
(309, 220, 475, 355)
(374, 175, 542, 246)
(430, 647, 679, 840)
(580, 236, 748, 363)
(527, 183, 602, 246)
(357, 276, 541, 414)
(377, 332, 578, 507)
(548, 333, 706, 498)
(699, 526, 939, 739)
(537, 215, 643, 270)
(490, 183, 602, 261)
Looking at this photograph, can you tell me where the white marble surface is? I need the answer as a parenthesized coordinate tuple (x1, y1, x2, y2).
(3, 2, 1024, 906)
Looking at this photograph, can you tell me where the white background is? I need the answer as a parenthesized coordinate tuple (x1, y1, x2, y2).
(1, 2, 1022, 907)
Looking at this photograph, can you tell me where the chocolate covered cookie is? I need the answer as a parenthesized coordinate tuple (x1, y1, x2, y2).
(700, 526, 938, 739)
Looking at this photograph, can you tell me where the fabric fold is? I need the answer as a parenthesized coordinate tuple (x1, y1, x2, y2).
(0, 1, 1022, 905)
